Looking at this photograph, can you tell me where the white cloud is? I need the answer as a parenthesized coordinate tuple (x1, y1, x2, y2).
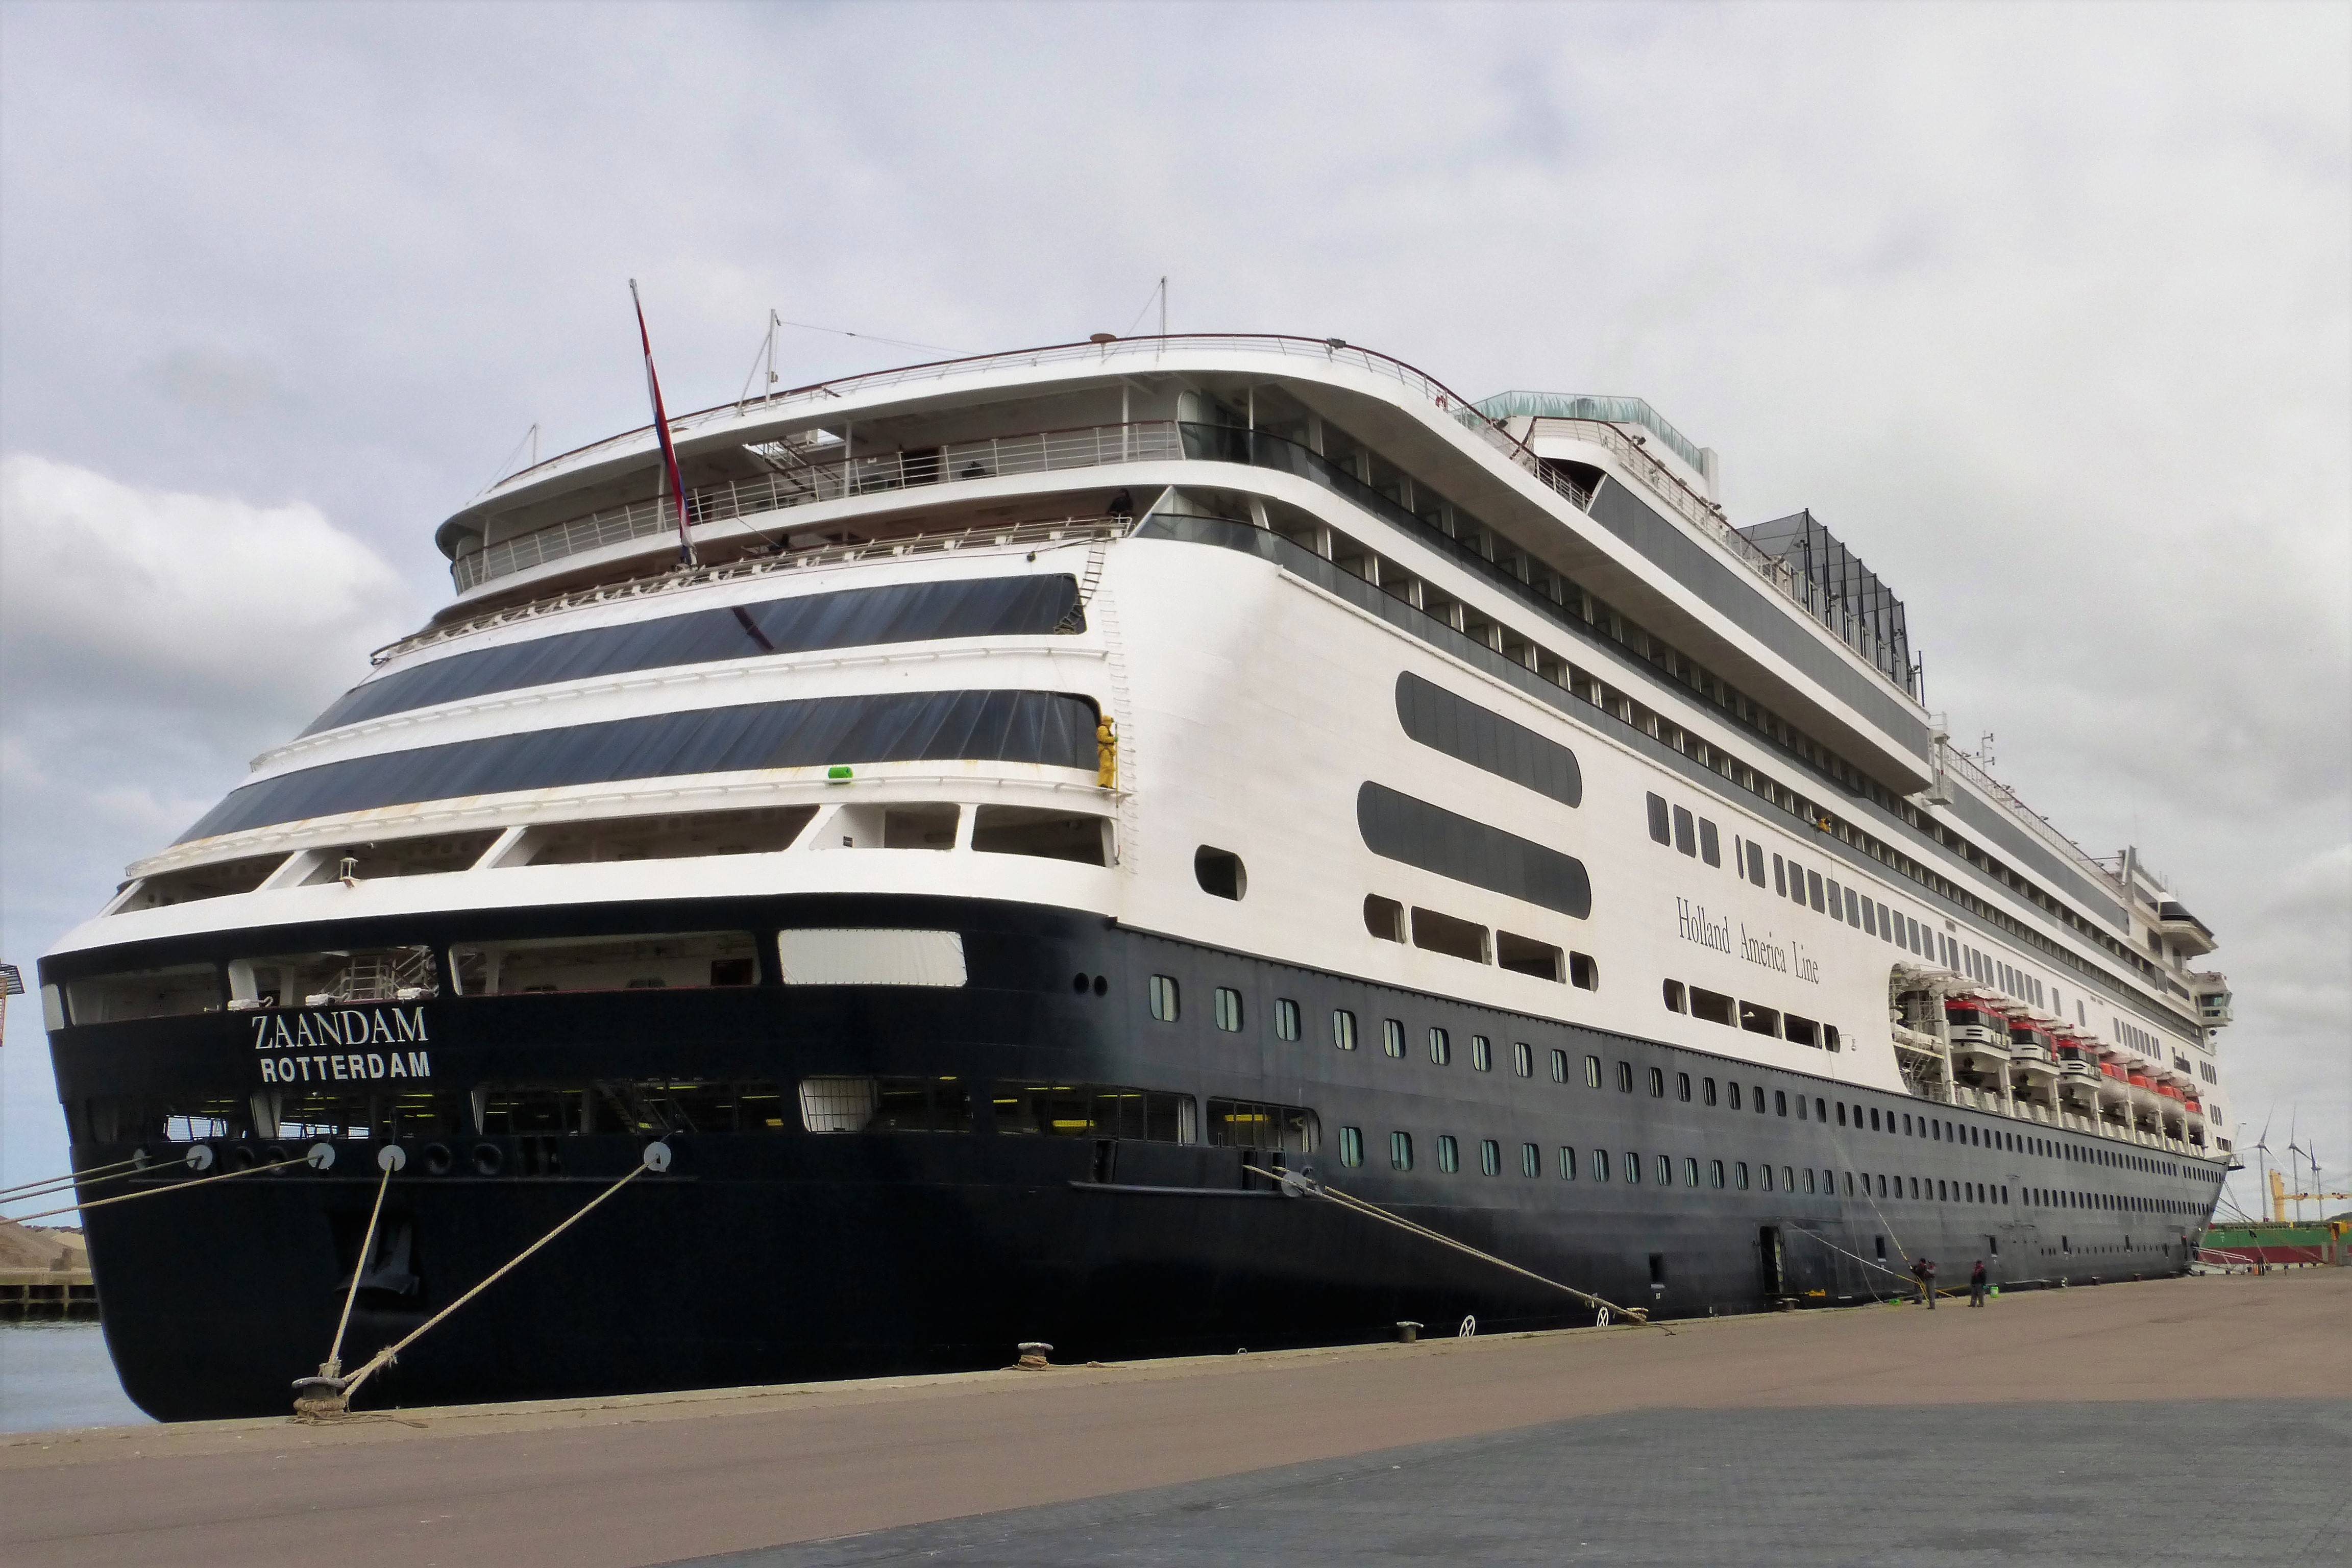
(0, 453, 416, 725)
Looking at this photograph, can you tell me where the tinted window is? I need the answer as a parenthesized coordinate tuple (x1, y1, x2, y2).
(1339, 1126, 1363, 1166)
(1275, 998, 1301, 1041)
(1332, 1009, 1358, 1050)
(1396, 672, 1583, 807)
(1148, 974, 1179, 1021)
(1647, 792, 1671, 844)
(1699, 819, 1721, 867)
(306, 575, 1085, 736)
(1672, 806, 1696, 856)
(183, 689, 1099, 843)
(1356, 783, 1592, 919)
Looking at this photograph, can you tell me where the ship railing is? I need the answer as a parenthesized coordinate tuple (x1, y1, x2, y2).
(454, 421, 1184, 592)
(1937, 744, 2121, 895)
(460, 332, 1921, 701)
(385, 515, 1135, 664)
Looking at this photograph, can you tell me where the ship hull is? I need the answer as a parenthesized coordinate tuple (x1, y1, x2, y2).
(49, 894, 2221, 1421)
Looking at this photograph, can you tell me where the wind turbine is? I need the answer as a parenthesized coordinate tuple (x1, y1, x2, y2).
(2249, 1109, 2275, 1221)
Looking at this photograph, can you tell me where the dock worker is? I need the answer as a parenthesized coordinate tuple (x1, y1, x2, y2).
(1970, 1259, 1989, 1308)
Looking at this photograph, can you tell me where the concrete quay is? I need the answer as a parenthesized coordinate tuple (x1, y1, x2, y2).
(3, 1268, 2345, 1568)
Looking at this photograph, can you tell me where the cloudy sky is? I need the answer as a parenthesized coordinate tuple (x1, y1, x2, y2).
(3, 1, 2346, 1217)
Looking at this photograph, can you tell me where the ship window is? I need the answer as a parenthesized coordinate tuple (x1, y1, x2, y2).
(1761, 1164, 1776, 1191)
(1729, 1082, 1744, 1110)
(1471, 1035, 1492, 1071)
(1396, 673, 1583, 807)
(1775, 1091, 1788, 1117)
(1384, 1018, 1406, 1057)
(1616, 1061, 1635, 1093)
(1870, 1107, 1881, 1131)
(1755, 1087, 1768, 1115)
(1358, 784, 1591, 920)
(1437, 1134, 1460, 1173)
(62, 963, 224, 1024)
(1592, 1148, 1611, 1182)
(1411, 906, 1489, 964)
(184, 689, 1103, 844)
(112, 853, 286, 912)
(1207, 1098, 1318, 1153)
(1845, 889, 1861, 926)
(1704, 1077, 1718, 1106)
(1825, 876, 1842, 915)
(1481, 1139, 1503, 1177)
(1193, 846, 1246, 899)
(1699, 819, 1721, 867)
(1428, 1027, 1452, 1065)
(1837, 1102, 1848, 1126)
(1740, 1001, 1781, 1037)
(1783, 1015, 1820, 1048)
(1863, 900, 1878, 937)
(800, 1076, 974, 1134)
(1773, 853, 1787, 896)
(1551, 1048, 1570, 1083)
(1276, 998, 1301, 1041)
(1747, 842, 1767, 888)
(1390, 1131, 1415, 1171)
(1735, 1161, 1751, 1190)
(1524, 1142, 1542, 1178)
(1807, 871, 1825, 912)
(1332, 1009, 1358, 1050)
(239, 944, 440, 1006)
(1656, 1154, 1673, 1185)
(1805, 1168, 1818, 1194)
(1787, 862, 1806, 904)
(1648, 1066, 1665, 1097)
(1710, 1159, 1725, 1189)
(1213, 987, 1243, 1033)
(1569, 952, 1599, 990)
(1825, 1025, 1841, 1053)
(973, 807, 1110, 865)
(775, 928, 963, 987)
(1647, 793, 1671, 844)
(1877, 902, 1893, 941)
(1690, 988, 1734, 1026)
(1149, 974, 1180, 1021)
(994, 1082, 1192, 1141)
(1497, 930, 1563, 982)
(1672, 806, 1696, 856)
(1340, 1126, 1364, 1167)
(303, 576, 1086, 736)
(1678, 1072, 1692, 1102)
(1514, 1041, 1533, 1077)
(1364, 895, 1405, 942)
(1664, 979, 1687, 1013)
(508, 807, 814, 867)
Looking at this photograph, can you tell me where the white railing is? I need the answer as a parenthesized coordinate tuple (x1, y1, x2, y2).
(383, 515, 1131, 665)
(463, 333, 1919, 699)
(454, 421, 1182, 591)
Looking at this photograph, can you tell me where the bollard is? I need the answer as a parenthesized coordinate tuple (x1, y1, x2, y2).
(1394, 1320, 1422, 1343)
(1016, 1341, 1054, 1369)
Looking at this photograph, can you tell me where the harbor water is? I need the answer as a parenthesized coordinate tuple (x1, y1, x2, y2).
(0, 1323, 153, 1433)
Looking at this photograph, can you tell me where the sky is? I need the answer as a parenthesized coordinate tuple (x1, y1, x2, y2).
(2, 1, 2346, 1222)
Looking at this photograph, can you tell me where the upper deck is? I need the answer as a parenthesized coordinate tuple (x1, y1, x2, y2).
(428, 335, 1935, 794)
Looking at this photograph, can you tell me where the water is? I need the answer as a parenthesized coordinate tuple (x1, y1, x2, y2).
(0, 1323, 155, 1433)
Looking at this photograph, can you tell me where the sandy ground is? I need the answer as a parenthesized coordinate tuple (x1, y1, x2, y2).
(2, 1268, 2344, 1568)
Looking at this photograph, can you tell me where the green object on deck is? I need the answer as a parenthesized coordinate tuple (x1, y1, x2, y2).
(827, 766, 853, 781)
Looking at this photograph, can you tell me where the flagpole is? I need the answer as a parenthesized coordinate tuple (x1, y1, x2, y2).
(628, 279, 698, 569)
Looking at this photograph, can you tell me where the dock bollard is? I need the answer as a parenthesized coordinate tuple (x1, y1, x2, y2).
(1394, 1320, 1422, 1343)
(1016, 1341, 1054, 1369)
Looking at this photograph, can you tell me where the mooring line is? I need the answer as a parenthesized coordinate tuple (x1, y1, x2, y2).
(298, 1158, 654, 1418)
(5, 1158, 304, 1223)
(317, 1156, 397, 1382)
(0, 1154, 151, 1203)
(1240, 1165, 1667, 1333)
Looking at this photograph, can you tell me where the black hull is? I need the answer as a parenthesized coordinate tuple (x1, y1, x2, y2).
(44, 894, 2224, 1421)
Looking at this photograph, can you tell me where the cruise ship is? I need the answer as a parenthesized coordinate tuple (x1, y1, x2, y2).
(34, 333, 2236, 1420)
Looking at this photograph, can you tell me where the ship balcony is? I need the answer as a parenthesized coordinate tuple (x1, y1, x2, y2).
(2155, 901, 2216, 958)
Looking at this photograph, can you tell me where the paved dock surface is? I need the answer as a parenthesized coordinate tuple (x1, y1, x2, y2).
(3, 1269, 2344, 1568)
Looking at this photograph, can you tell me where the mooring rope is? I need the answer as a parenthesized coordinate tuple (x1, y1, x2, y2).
(1241, 1165, 1667, 1333)
(0, 1154, 151, 1204)
(317, 1157, 397, 1381)
(1782, 1221, 1928, 1295)
(4, 1158, 304, 1224)
(300, 1160, 652, 1418)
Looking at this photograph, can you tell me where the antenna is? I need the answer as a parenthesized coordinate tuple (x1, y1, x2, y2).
(1973, 731, 1996, 768)
(739, 310, 782, 410)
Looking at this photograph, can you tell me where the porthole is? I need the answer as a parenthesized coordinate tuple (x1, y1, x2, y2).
(1194, 846, 1246, 900)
